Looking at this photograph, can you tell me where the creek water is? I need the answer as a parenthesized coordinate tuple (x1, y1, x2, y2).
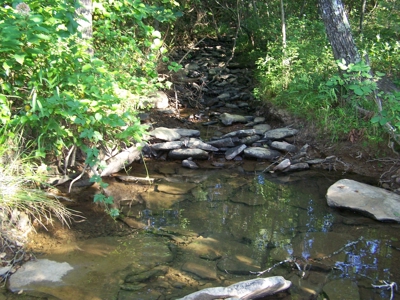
(4, 165, 400, 300)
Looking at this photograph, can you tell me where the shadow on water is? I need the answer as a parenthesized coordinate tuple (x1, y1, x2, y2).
(4, 167, 400, 300)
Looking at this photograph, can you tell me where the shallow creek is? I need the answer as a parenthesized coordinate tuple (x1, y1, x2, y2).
(5, 165, 400, 300)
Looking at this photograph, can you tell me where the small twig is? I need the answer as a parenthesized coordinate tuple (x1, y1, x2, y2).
(372, 281, 397, 300)
(68, 164, 89, 193)
(252, 259, 292, 276)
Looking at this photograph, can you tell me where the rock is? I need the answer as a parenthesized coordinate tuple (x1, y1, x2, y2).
(186, 238, 223, 260)
(182, 259, 218, 280)
(182, 159, 199, 169)
(253, 124, 271, 133)
(270, 141, 297, 153)
(263, 128, 299, 140)
(149, 127, 181, 141)
(225, 144, 247, 160)
(240, 135, 261, 145)
(273, 158, 291, 171)
(323, 279, 360, 300)
(208, 137, 238, 148)
(220, 129, 261, 138)
(151, 141, 183, 150)
(168, 149, 209, 160)
(176, 276, 291, 300)
(175, 128, 201, 137)
(125, 265, 168, 283)
(326, 179, 400, 222)
(185, 138, 218, 151)
(217, 256, 260, 275)
(9, 259, 73, 292)
(141, 191, 188, 211)
(143, 91, 169, 109)
(220, 113, 249, 125)
(243, 147, 281, 160)
(155, 181, 197, 194)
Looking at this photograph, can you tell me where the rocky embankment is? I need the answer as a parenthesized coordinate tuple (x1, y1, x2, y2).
(102, 38, 347, 178)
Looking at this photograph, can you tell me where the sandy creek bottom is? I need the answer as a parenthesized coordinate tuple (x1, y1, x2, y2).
(2, 162, 400, 300)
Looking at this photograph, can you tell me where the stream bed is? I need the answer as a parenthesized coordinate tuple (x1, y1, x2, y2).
(4, 162, 400, 300)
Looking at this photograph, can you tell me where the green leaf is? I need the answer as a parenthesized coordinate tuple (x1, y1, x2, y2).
(13, 53, 26, 65)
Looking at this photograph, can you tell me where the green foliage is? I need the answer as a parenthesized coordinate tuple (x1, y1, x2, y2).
(92, 0, 182, 95)
(255, 18, 334, 102)
(0, 0, 180, 216)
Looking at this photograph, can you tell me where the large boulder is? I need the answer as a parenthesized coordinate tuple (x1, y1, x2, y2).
(326, 179, 400, 222)
(176, 276, 291, 300)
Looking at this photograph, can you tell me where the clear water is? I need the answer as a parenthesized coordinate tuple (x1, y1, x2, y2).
(5, 166, 400, 300)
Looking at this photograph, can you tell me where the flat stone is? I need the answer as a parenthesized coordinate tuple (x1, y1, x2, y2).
(239, 135, 261, 145)
(156, 181, 197, 195)
(220, 113, 248, 125)
(225, 144, 247, 160)
(253, 124, 271, 133)
(151, 141, 183, 150)
(263, 128, 299, 140)
(168, 149, 209, 160)
(323, 279, 360, 300)
(177, 277, 291, 300)
(9, 259, 73, 292)
(141, 191, 188, 211)
(270, 141, 297, 153)
(217, 256, 260, 275)
(243, 147, 281, 160)
(185, 138, 218, 151)
(220, 129, 260, 138)
(149, 127, 181, 141)
(175, 129, 201, 137)
(208, 137, 238, 148)
(186, 238, 223, 260)
(182, 259, 218, 280)
(326, 179, 400, 222)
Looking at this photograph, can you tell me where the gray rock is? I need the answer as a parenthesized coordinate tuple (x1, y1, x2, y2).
(244, 147, 281, 160)
(149, 127, 181, 141)
(221, 129, 260, 138)
(270, 141, 297, 153)
(253, 124, 272, 133)
(220, 113, 249, 125)
(175, 128, 201, 137)
(240, 135, 261, 145)
(143, 91, 169, 109)
(225, 144, 247, 160)
(264, 128, 299, 140)
(9, 259, 73, 292)
(169, 149, 209, 160)
(176, 276, 291, 300)
(273, 158, 291, 171)
(151, 141, 183, 151)
(326, 179, 400, 222)
(185, 138, 218, 151)
(208, 137, 238, 148)
(182, 159, 199, 169)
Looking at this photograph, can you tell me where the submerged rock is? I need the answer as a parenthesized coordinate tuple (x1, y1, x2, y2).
(326, 179, 400, 222)
(9, 259, 73, 292)
(176, 276, 291, 300)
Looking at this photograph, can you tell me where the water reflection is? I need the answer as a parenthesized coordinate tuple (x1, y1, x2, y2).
(170, 170, 399, 299)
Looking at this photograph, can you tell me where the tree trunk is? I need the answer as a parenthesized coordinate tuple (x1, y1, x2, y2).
(318, 0, 360, 65)
(75, 0, 93, 55)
